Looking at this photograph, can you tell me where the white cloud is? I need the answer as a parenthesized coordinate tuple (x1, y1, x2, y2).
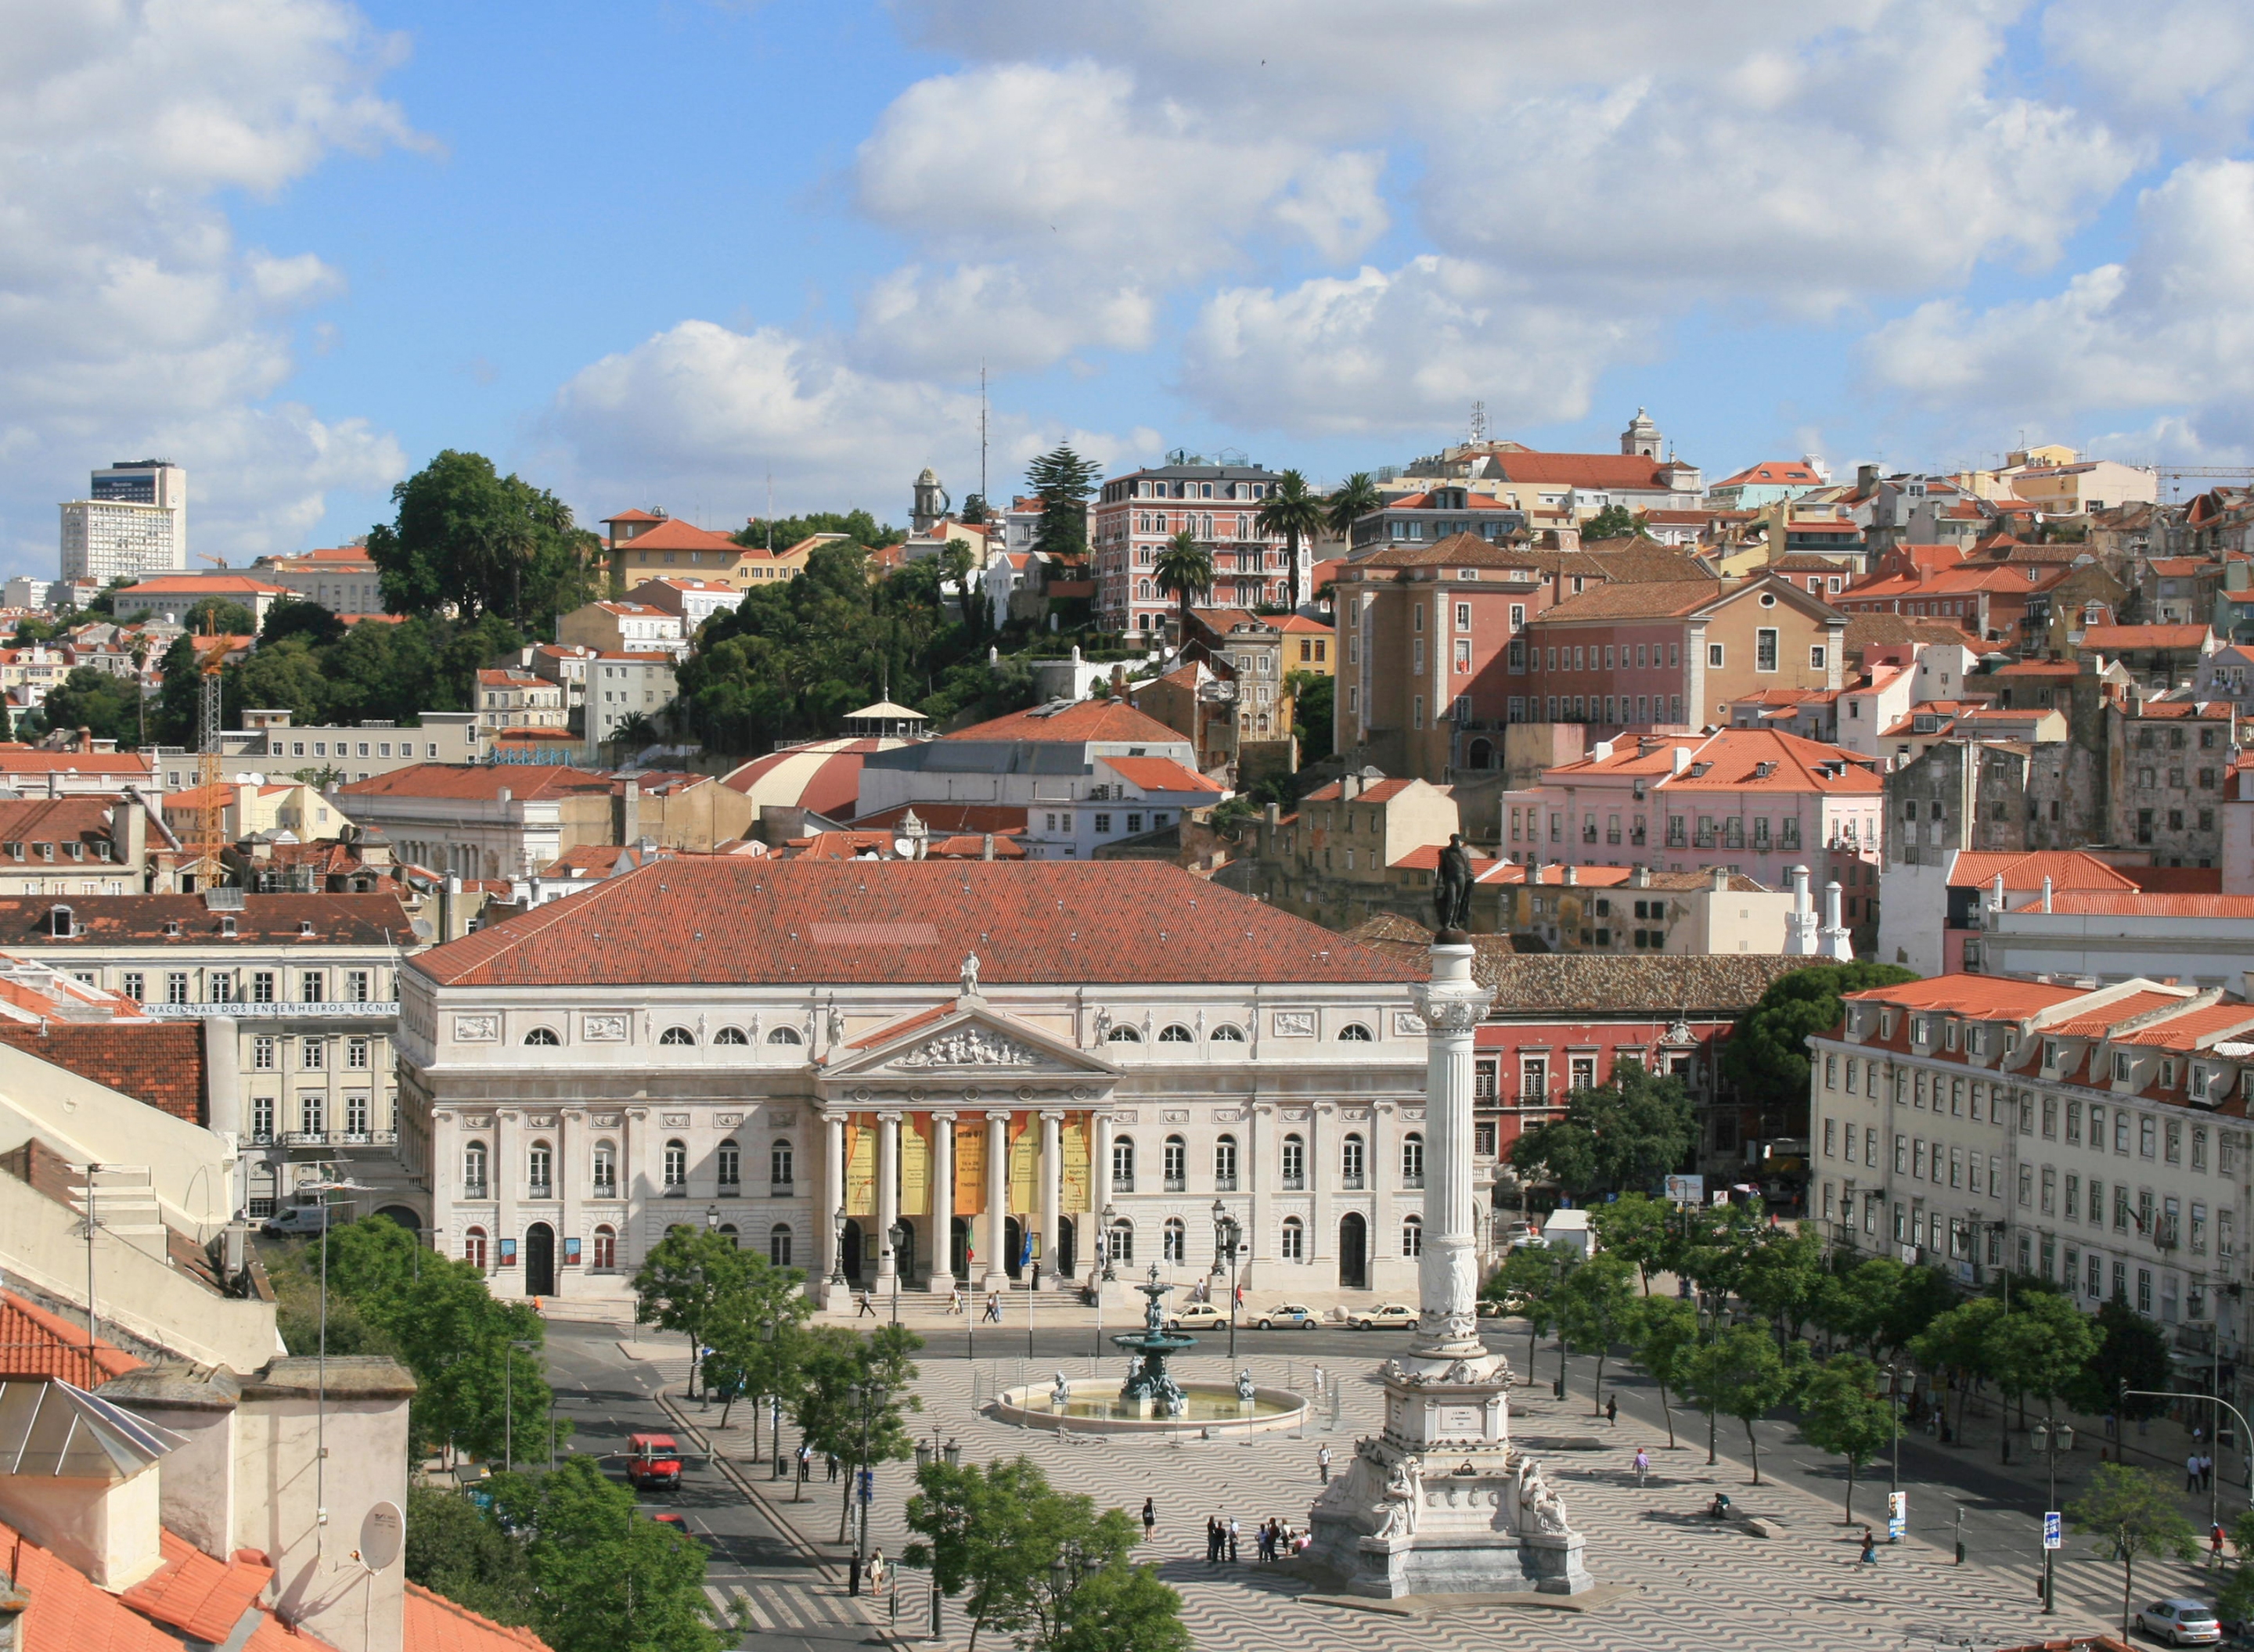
(545, 319, 1158, 520)
(1861, 158, 2254, 454)
(0, 0, 416, 573)
(2041, 0, 2254, 140)
(1180, 257, 1645, 437)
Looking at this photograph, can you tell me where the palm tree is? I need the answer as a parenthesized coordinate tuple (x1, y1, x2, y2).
(1255, 469, 1326, 614)
(1324, 472, 1381, 550)
(1152, 528, 1215, 648)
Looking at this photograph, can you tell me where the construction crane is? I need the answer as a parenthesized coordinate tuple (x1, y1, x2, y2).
(2158, 466, 2254, 502)
(182, 624, 232, 890)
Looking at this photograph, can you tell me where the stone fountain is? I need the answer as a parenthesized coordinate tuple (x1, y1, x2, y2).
(1305, 916, 1596, 1598)
(1114, 1264, 1196, 1416)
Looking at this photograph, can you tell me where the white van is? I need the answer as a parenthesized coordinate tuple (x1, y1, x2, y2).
(1540, 1208, 1596, 1259)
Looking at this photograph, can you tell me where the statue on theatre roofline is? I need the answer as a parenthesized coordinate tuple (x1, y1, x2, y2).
(1434, 833, 1475, 937)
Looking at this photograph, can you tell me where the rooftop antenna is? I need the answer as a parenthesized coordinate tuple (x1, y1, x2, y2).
(765, 473, 773, 554)
(1468, 400, 1487, 445)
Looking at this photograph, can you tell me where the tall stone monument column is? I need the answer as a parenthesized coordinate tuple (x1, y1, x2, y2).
(1305, 930, 1595, 1600)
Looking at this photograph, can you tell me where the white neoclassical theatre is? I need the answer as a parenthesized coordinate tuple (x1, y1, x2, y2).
(394, 858, 1433, 1305)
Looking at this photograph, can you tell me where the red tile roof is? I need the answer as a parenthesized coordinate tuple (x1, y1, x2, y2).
(1945, 851, 2139, 892)
(0, 1517, 185, 1652)
(2080, 624, 2213, 650)
(614, 517, 741, 552)
(1100, 756, 1222, 795)
(120, 575, 286, 596)
(121, 1531, 277, 1645)
(1487, 452, 1680, 490)
(0, 1290, 141, 1386)
(0, 893, 412, 948)
(1714, 461, 1825, 487)
(1303, 777, 1417, 803)
(2050, 989, 2184, 1036)
(403, 1581, 552, 1651)
(603, 509, 663, 524)
(1842, 974, 2086, 1016)
(941, 700, 1185, 746)
(336, 764, 610, 802)
(2014, 893, 2254, 919)
(412, 860, 1422, 989)
(0, 1023, 207, 1124)
(2119, 866, 2223, 894)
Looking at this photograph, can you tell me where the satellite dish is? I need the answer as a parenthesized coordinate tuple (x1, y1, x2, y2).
(358, 1499, 403, 1571)
(892, 838, 914, 858)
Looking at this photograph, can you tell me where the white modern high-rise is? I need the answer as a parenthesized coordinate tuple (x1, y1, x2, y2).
(59, 459, 187, 584)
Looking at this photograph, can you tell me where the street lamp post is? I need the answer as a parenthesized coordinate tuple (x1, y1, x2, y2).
(888, 1222, 907, 1326)
(1219, 1215, 1242, 1366)
(1096, 1203, 1117, 1363)
(1881, 1360, 1909, 1539)
(2031, 1416, 2074, 1612)
(848, 1380, 890, 1598)
(831, 1204, 848, 1290)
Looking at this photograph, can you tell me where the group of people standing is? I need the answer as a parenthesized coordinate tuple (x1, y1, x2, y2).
(1201, 1513, 1307, 1563)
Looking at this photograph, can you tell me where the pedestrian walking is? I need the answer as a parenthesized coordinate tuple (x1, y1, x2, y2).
(2213, 1521, 2227, 1570)
(947, 1287, 962, 1315)
(1633, 1447, 1649, 1486)
(1605, 1395, 1618, 1427)
(1859, 1528, 1877, 1565)
(1204, 1516, 1219, 1564)
(984, 1292, 1003, 1323)
(855, 1290, 874, 1318)
(1141, 1498, 1155, 1542)
(2189, 1452, 2203, 1493)
(826, 1453, 839, 1483)
(1318, 1445, 1332, 1484)
(1227, 1517, 1240, 1564)
(1312, 1364, 1326, 1398)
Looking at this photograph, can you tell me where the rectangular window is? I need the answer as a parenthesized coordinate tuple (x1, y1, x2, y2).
(252, 970, 275, 1003)
(1755, 628, 1778, 671)
(301, 971, 324, 1004)
(345, 970, 370, 1002)
(300, 1093, 325, 1136)
(121, 972, 144, 1002)
(301, 1038, 326, 1072)
(1708, 642, 1724, 668)
(164, 971, 189, 1005)
(347, 1038, 370, 1070)
(250, 1097, 275, 1139)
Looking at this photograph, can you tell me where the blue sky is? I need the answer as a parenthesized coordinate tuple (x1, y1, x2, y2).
(4, 0, 2253, 578)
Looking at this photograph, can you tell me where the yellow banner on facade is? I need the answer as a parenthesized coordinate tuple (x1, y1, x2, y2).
(844, 1121, 875, 1217)
(901, 1115, 931, 1217)
(955, 1119, 986, 1216)
(1060, 1116, 1090, 1214)
(1007, 1115, 1039, 1215)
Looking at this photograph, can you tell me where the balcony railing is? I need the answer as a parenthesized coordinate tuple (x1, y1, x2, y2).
(1283, 1174, 1306, 1191)
(592, 1180, 618, 1198)
(462, 1182, 489, 1201)
(1215, 1175, 1239, 1193)
(770, 1182, 794, 1198)
(717, 1182, 740, 1197)
(526, 1182, 553, 1201)
(1341, 1174, 1366, 1191)
(1112, 1173, 1135, 1193)
(1403, 1174, 1425, 1190)
(1163, 1175, 1186, 1193)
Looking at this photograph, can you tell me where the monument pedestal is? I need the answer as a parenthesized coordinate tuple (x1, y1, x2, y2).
(1305, 938, 1595, 1599)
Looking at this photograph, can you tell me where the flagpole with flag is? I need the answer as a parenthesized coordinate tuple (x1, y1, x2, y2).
(1021, 1228, 1036, 1358)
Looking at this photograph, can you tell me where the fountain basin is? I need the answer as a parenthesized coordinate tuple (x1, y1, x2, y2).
(992, 1378, 1308, 1436)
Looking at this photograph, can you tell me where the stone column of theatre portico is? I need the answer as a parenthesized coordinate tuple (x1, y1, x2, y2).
(1307, 938, 1596, 1599)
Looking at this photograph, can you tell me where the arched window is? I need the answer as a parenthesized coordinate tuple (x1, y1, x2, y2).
(1402, 1213, 1424, 1257)
(718, 1139, 741, 1190)
(1158, 1024, 1194, 1042)
(1338, 1023, 1374, 1042)
(1281, 1133, 1306, 1190)
(772, 1140, 795, 1189)
(1402, 1132, 1425, 1189)
(1163, 1217, 1186, 1261)
(1341, 1133, 1366, 1189)
(1215, 1134, 1239, 1190)
(1210, 1024, 1244, 1042)
(663, 1139, 687, 1190)
(463, 1226, 488, 1269)
(523, 1027, 560, 1046)
(592, 1141, 617, 1197)
(769, 1223, 794, 1268)
(1163, 1135, 1187, 1190)
(660, 1026, 696, 1046)
(527, 1140, 553, 1197)
(1280, 1216, 1305, 1261)
(592, 1225, 615, 1269)
(767, 1025, 802, 1045)
(715, 1026, 750, 1046)
(463, 1141, 488, 1197)
(1106, 1025, 1142, 1042)
(1107, 1218, 1134, 1263)
(718, 1223, 740, 1247)
(1111, 1136, 1135, 1191)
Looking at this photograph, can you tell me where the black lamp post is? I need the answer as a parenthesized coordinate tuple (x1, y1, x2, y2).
(1881, 1360, 1909, 1540)
(888, 1221, 908, 1326)
(2031, 1416, 2073, 1611)
(1219, 1214, 1242, 1364)
(848, 1380, 889, 1597)
(831, 1204, 848, 1290)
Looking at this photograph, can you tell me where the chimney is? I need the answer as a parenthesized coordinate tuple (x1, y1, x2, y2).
(614, 779, 641, 845)
(1263, 802, 1280, 828)
(981, 833, 996, 861)
(1990, 872, 2005, 920)
(77, 727, 92, 756)
(1671, 746, 1694, 776)
(1710, 865, 1728, 893)
(99, 1364, 242, 1564)
(1819, 879, 1853, 959)
(1562, 863, 1578, 886)
(0, 1377, 184, 1589)
(2041, 875, 2054, 912)
(110, 795, 147, 873)
(1632, 864, 1651, 887)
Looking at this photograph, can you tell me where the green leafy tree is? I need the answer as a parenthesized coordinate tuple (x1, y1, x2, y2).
(1910, 1296, 2004, 1445)
(699, 1247, 814, 1440)
(1323, 472, 1381, 542)
(490, 1457, 726, 1652)
(1722, 963, 1917, 1123)
(1581, 503, 1645, 542)
(1686, 1323, 1795, 1484)
(38, 668, 141, 747)
(1554, 1253, 1636, 1413)
(1151, 529, 1213, 643)
(1622, 1294, 1699, 1448)
(2069, 1463, 2201, 1643)
(1881, 1264, 1961, 1359)
(404, 1485, 535, 1626)
(734, 509, 901, 555)
(258, 596, 348, 648)
(1486, 1243, 1570, 1377)
(1812, 1256, 1906, 1358)
(1672, 1198, 1767, 1305)
(183, 597, 257, 635)
(235, 639, 329, 725)
(1736, 1226, 1829, 1345)
(1287, 670, 1334, 768)
(1588, 1192, 1673, 1293)
(1509, 1060, 1695, 1199)
(1983, 1292, 2100, 1455)
(1796, 1354, 1896, 1524)
(367, 448, 600, 629)
(633, 1226, 749, 1387)
(1255, 469, 1324, 614)
(2065, 1296, 2174, 1420)
(904, 1456, 1183, 1652)
(1026, 448, 1100, 564)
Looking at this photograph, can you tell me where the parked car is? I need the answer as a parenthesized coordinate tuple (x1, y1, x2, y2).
(649, 1511, 686, 1529)
(624, 1433, 682, 1493)
(1253, 1304, 1320, 1330)
(1165, 1301, 1231, 1331)
(1478, 1290, 1532, 1318)
(2135, 1600, 2223, 1646)
(259, 1204, 338, 1238)
(1351, 1303, 1418, 1330)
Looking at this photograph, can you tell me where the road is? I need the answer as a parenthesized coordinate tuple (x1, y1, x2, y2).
(543, 1320, 887, 1652)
